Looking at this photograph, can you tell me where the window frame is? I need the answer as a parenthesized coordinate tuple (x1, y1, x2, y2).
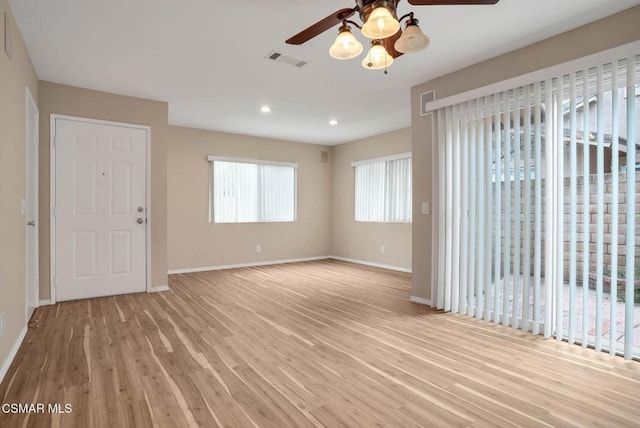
(207, 156, 298, 224)
(351, 152, 412, 224)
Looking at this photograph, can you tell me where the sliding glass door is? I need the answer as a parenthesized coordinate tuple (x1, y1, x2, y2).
(433, 53, 639, 359)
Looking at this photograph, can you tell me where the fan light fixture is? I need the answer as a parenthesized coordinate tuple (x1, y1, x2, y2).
(328, 10, 428, 71)
(394, 16, 429, 54)
(286, 0, 500, 72)
(329, 24, 363, 60)
(362, 40, 394, 70)
(361, 4, 400, 39)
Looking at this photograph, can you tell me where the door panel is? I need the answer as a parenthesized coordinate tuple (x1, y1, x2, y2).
(73, 231, 97, 278)
(110, 162, 132, 215)
(73, 159, 97, 215)
(110, 230, 131, 275)
(55, 118, 147, 302)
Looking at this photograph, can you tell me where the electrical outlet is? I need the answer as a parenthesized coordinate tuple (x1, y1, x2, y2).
(256, 245, 261, 253)
(0, 312, 5, 337)
(421, 202, 429, 214)
(380, 245, 386, 254)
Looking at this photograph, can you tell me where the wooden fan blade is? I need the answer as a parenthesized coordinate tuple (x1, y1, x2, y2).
(383, 30, 404, 59)
(407, 0, 499, 5)
(286, 8, 357, 45)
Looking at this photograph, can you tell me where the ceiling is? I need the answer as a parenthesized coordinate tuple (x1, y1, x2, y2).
(8, 0, 640, 145)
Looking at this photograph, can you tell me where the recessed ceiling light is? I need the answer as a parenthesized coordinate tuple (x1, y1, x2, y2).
(329, 119, 339, 126)
(261, 106, 271, 113)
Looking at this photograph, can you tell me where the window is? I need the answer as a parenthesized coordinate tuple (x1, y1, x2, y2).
(208, 157, 297, 223)
(352, 153, 412, 223)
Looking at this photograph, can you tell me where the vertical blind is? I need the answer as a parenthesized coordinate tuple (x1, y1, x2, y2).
(433, 53, 639, 359)
(208, 158, 297, 223)
(353, 154, 412, 223)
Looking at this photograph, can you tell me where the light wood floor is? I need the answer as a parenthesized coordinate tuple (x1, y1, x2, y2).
(1, 260, 639, 427)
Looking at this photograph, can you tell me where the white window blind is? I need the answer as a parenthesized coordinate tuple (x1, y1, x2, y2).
(432, 52, 639, 359)
(353, 154, 412, 223)
(208, 157, 297, 223)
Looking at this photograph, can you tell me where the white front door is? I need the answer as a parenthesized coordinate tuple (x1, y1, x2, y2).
(54, 117, 148, 302)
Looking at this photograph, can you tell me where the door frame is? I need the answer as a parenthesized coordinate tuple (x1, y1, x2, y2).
(49, 114, 152, 304)
(25, 87, 39, 321)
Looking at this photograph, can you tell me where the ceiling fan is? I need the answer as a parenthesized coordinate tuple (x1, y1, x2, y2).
(286, 0, 500, 70)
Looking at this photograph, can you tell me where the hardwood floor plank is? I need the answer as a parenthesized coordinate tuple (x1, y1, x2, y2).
(1, 260, 639, 427)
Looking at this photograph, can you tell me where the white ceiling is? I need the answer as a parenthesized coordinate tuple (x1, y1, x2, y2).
(8, 0, 640, 145)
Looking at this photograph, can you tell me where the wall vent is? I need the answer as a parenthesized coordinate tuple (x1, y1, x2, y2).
(265, 50, 307, 68)
(420, 90, 436, 116)
(321, 151, 329, 163)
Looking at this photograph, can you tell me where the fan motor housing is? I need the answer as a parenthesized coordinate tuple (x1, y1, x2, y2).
(357, 0, 400, 22)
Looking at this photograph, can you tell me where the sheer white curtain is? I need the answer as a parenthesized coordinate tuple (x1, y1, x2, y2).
(260, 165, 296, 222)
(432, 52, 639, 359)
(353, 154, 412, 223)
(213, 161, 258, 223)
(210, 158, 297, 223)
(386, 157, 412, 223)
(354, 161, 385, 222)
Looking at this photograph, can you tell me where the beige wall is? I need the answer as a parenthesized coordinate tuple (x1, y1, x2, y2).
(0, 1, 38, 376)
(38, 81, 169, 299)
(410, 5, 640, 300)
(167, 126, 331, 270)
(331, 128, 412, 270)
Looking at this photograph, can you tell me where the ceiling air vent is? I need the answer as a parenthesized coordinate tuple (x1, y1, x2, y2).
(265, 50, 307, 68)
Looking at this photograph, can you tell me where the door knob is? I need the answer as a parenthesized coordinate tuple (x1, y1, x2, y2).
(136, 218, 144, 224)
(27, 220, 36, 226)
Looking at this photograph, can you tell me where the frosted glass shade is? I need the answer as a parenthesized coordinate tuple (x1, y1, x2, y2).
(394, 23, 430, 54)
(362, 43, 394, 70)
(361, 6, 400, 39)
(329, 28, 363, 60)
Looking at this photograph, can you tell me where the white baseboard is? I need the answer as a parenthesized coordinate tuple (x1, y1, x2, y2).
(39, 299, 52, 306)
(328, 256, 412, 273)
(168, 256, 330, 275)
(0, 325, 28, 385)
(410, 296, 432, 306)
(149, 285, 169, 293)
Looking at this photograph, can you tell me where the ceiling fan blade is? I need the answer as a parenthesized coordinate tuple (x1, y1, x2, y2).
(383, 30, 404, 59)
(407, 0, 499, 5)
(286, 8, 357, 45)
